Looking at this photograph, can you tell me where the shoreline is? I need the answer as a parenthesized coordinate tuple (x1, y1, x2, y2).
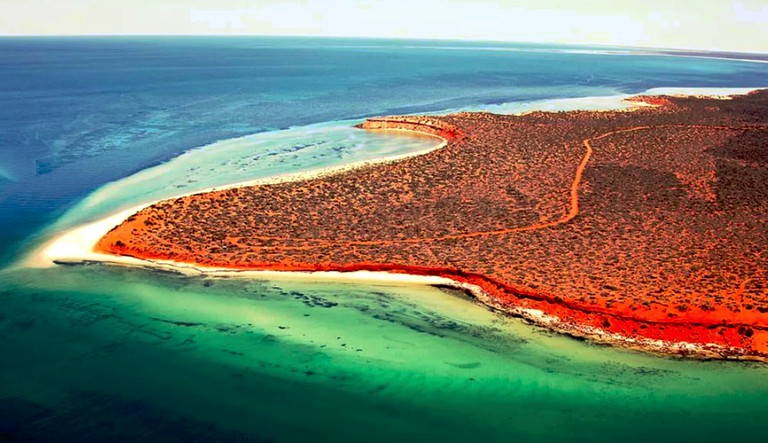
(49, 254, 755, 361)
(25, 127, 448, 270)
(27, 86, 768, 362)
(464, 86, 761, 115)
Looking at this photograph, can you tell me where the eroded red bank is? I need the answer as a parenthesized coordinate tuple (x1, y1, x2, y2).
(96, 92, 768, 360)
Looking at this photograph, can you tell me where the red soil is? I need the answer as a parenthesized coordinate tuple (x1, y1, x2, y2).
(96, 92, 768, 360)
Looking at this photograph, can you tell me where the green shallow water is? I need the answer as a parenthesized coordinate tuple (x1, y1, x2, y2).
(1, 265, 767, 442)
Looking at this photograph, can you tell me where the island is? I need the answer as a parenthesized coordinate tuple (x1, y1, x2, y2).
(96, 91, 768, 360)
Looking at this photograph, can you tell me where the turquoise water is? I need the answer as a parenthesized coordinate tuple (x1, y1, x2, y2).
(3, 37, 768, 441)
(3, 265, 768, 441)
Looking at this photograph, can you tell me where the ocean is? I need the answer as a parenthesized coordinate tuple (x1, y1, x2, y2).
(1, 36, 768, 442)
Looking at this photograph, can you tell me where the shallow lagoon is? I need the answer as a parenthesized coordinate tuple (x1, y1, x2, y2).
(2, 264, 768, 442)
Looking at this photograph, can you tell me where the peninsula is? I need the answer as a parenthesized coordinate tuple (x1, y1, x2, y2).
(96, 91, 768, 360)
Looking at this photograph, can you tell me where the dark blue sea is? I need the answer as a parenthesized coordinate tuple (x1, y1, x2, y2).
(1, 37, 768, 442)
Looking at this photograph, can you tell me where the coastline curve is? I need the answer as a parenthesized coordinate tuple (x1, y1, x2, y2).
(29, 88, 768, 362)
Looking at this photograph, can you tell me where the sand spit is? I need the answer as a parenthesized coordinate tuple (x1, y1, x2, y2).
(31, 88, 768, 362)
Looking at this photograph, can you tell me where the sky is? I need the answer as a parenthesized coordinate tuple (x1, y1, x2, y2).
(2, 0, 768, 53)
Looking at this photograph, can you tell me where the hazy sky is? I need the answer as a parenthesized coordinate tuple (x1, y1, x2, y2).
(2, 0, 768, 52)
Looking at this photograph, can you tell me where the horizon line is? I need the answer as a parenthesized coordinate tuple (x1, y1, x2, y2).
(1, 33, 767, 56)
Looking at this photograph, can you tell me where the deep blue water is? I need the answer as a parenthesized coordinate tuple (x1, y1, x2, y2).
(2, 37, 768, 442)
(2, 37, 768, 263)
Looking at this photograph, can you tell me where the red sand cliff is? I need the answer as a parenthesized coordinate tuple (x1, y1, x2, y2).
(96, 92, 768, 360)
